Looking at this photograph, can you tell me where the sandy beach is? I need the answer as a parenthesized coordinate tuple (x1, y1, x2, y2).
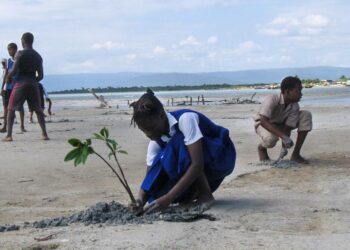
(0, 90, 349, 249)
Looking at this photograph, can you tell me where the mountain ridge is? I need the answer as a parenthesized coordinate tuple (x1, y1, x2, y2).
(43, 66, 350, 91)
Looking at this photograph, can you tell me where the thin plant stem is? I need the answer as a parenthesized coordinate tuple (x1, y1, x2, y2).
(113, 153, 128, 184)
(93, 150, 136, 203)
(112, 151, 134, 201)
(105, 143, 134, 201)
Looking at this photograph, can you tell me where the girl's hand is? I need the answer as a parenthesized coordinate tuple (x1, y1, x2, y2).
(144, 195, 172, 214)
(128, 199, 144, 215)
(155, 195, 172, 208)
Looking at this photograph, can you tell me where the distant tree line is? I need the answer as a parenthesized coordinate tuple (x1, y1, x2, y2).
(301, 78, 320, 84)
(49, 83, 270, 94)
(300, 75, 348, 83)
(49, 75, 349, 94)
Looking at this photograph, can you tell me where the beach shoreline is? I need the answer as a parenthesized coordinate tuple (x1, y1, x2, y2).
(0, 92, 349, 249)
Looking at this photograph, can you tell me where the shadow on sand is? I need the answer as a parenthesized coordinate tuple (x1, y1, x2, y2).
(213, 197, 274, 212)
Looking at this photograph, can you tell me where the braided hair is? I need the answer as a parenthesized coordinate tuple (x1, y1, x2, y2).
(130, 88, 165, 127)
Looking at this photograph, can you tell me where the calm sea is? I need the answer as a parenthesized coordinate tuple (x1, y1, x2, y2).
(0, 87, 349, 111)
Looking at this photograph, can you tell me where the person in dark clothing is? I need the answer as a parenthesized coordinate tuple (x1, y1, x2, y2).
(3, 32, 49, 141)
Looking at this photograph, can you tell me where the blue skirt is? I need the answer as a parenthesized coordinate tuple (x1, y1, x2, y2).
(141, 127, 236, 203)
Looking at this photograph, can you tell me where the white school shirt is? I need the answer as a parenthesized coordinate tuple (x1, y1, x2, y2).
(146, 112, 203, 166)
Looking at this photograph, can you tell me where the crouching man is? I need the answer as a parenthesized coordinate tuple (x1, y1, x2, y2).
(255, 76, 312, 164)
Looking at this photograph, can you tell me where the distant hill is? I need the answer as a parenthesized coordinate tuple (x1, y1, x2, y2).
(43, 66, 350, 91)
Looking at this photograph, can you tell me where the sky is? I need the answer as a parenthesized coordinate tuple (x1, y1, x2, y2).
(0, 0, 349, 75)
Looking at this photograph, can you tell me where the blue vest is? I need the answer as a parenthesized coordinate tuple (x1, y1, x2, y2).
(141, 109, 236, 202)
(5, 58, 18, 90)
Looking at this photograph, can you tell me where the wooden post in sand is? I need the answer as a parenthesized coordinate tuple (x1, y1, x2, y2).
(171, 98, 174, 106)
(197, 96, 200, 105)
(201, 95, 205, 105)
(190, 97, 192, 106)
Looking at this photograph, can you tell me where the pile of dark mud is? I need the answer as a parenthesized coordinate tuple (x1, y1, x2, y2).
(0, 201, 215, 232)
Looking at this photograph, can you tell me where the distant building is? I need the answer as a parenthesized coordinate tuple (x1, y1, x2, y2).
(267, 83, 279, 89)
(320, 79, 333, 86)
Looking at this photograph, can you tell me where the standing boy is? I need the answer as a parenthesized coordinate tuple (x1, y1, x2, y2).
(254, 76, 312, 164)
(1, 43, 26, 133)
(3, 32, 49, 141)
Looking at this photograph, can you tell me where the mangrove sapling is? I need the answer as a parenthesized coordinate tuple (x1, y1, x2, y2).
(64, 127, 136, 204)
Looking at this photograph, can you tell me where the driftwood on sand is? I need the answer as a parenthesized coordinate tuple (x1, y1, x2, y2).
(221, 93, 260, 104)
(91, 91, 111, 108)
(166, 93, 260, 106)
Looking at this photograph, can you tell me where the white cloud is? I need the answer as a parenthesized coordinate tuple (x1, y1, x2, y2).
(260, 28, 289, 36)
(60, 60, 95, 73)
(207, 52, 217, 58)
(153, 46, 167, 55)
(270, 17, 299, 26)
(92, 41, 123, 50)
(179, 36, 200, 46)
(239, 41, 260, 50)
(259, 14, 330, 37)
(125, 53, 137, 62)
(1, 0, 348, 74)
(0, 0, 247, 23)
(304, 14, 329, 28)
(245, 54, 292, 64)
(317, 52, 339, 65)
(232, 41, 261, 55)
(207, 36, 218, 44)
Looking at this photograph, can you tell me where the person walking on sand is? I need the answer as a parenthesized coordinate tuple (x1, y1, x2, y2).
(1, 43, 26, 133)
(254, 76, 312, 164)
(3, 32, 49, 141)
(129, 89, 236, 214)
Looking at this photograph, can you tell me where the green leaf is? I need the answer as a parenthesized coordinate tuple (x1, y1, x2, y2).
(106, 139, 117, 151)
(93, 133, 104, 140)
(99, 127, 109, 138)
(64, 148, 81, 162)
(86, 139, 92, 145)
(117, 150, 128, 154)
(74, 154, 82, 166)
(105, 143, 113, 151)
(106, 138, 117, 145)
(81, 145, 89, 164)
(88, 146, 94, 154)
(68, 138, 82, 147)
(108, 152, 113, 160)
(100, 128, 106, 137)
